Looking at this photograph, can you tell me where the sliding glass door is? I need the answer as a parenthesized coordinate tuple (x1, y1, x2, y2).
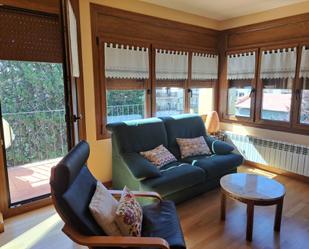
(0, 60, 68, 205)
(0, 1, 82, 208)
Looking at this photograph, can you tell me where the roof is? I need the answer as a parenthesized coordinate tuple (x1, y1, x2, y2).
(236, 93, 291, 112)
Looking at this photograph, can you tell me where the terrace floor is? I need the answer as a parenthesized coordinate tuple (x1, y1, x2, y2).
(7, 158, 62, 204)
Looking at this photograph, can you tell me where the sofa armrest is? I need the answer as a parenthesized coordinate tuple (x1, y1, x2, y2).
(62, 225, 169, 249)
(109, 190, 162, 201)
(205, 136, 235, 155)
(122, 152, 161, 179)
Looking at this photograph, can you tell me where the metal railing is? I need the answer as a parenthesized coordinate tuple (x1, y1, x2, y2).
(2, 109, 67, 167)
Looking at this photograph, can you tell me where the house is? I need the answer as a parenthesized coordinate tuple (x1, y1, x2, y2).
(0, 1, 308, 249)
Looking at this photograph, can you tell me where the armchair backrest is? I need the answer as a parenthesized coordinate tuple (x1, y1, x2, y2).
(50, 140, 103, 236)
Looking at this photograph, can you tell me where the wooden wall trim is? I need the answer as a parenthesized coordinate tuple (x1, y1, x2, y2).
(244, 160, 309, 184)
(223, 13, 309, 50)
(0, 0, 60, 14)
(91, 3, 219, 50)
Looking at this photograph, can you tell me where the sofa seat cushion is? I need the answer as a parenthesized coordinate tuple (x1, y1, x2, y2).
(140, 162, 205, 197)
(182, 154, 243, 180)
(142, 200, 186, 249)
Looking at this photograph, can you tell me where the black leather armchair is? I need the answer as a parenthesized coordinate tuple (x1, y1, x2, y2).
(50, 140, 186, 249)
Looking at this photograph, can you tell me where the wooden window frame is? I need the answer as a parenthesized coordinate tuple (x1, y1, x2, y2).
(222, 48, 258, 123)
(292, 43, 309, 132)
(94, 38, 151, 139)
(221, 44, 309, 135)
(94, 42, 220, 139)
(152, 45, 189, 116)
(255, 44, 298, 129)
(189, 50, 218, 115)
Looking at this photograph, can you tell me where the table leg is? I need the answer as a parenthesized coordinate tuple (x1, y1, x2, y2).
(246, 203, 254, 241)
(274, 197, 284, 232)
(221, 192, 226, 221)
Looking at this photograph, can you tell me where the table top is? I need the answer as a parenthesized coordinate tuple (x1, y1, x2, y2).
(220, 173, 285, 202)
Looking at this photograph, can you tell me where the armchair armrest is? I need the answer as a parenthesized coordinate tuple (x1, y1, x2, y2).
(62, 225, 170, 249)
(109, 190, 162, 201)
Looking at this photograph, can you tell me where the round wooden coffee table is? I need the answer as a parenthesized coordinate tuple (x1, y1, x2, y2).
(220, 173, 285, 241)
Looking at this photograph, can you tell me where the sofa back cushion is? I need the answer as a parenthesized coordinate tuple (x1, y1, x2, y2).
(106, 118, 168, 153)
(160, 115, 207, 159)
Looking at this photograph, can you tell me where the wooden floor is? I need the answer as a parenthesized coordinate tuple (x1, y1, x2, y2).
(0, 166, 308, 249)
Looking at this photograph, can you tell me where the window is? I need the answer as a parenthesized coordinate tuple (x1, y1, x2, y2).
(259, 48, 296, 122)
(226, 52, 256, 119)
(106, 89, 145, 123)
(155, 49, 188, 116)
(190, 53, 218, 114)
(95, 41, 220, 139)
(228, 80, 252, 117)
(190, 88, 214, 114)
(104, 43, 149, 124)
(156, 87, 184, 116)
(299, 46, 309, 125)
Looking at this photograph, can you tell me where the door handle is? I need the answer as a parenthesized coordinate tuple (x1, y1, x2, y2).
(73, 114, 81, 122)
(249, 88, 256, 97)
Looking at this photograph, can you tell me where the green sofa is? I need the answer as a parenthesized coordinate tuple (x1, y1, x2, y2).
(107, 114, 243, 203)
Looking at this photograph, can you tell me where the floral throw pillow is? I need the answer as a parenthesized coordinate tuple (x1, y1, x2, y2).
(140, 144, 177, 168)
(115, 186, 143, 237)
(176, 136, 211, 159)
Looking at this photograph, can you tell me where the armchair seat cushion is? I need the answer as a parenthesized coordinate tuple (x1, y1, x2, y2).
(183, 154, 243, 180)
(142, 200, 186, 249)
(140, 162, 205, 197)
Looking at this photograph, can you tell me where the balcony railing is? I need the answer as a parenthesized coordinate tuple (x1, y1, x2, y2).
(107, 104, 145, 123)
(3, 109, 67, 167)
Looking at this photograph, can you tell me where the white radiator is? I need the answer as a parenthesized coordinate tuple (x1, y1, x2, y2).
(225, 131, 309, 176)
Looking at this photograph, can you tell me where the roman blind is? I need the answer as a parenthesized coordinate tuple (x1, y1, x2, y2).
(300, 46, 309, 79)
(227, 52, 256, 80)
(104, 43, 149, 79)
(0, 7, 63, 63)
(156, 49, 188, 80)
(260, 47, 297, 79)
(192, 53, 218, 80)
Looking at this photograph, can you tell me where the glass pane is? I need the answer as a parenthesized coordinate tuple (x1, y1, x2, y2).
(156, 87, 184, 116)
(106, 90, 145, 123)
(190, 88, 214, 114)
(261, 79, 292, 122)
(0, 60, 67, 204)
(300, 78, 309, 125)
(227, 80, 252, 117)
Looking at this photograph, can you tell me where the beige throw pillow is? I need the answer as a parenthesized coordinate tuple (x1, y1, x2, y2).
(115, 186, 143, 237)
(140, 144, 177, 168)
(89, 181, 121, 236)
(176, 136, 211, 159)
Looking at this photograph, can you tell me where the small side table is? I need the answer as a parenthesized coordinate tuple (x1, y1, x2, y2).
(220, 173, 285, 241)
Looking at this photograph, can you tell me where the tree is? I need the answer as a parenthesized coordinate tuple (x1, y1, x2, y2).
(0, 60, 67, 166)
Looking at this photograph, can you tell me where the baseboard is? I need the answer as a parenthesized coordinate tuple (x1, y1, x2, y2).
(244, 160, 309, 184)
(0, 212, 4, 233)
